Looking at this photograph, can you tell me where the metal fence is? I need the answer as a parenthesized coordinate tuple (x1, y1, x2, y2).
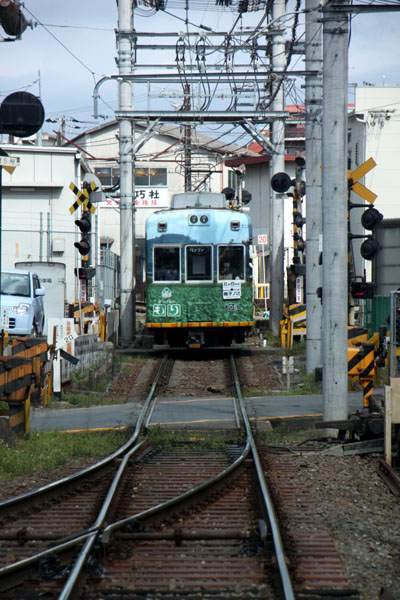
(364, 295, 390, 338)
(97, 248, 120, 310)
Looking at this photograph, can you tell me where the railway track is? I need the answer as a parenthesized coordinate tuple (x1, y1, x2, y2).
(0, 352, 358, 599)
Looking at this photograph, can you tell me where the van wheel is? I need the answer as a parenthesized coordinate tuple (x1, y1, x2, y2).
(31, 322, 38, 337)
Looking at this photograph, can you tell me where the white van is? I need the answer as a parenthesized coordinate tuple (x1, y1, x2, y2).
(0, 269, 45, 336)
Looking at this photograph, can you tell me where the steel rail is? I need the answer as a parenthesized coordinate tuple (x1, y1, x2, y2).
(0, 354, 169, 517)
(0, 354, 170, 593)
(229, 351, 295, 600)
(100, 438, 252, 544)
(58, 353, 172, 599)
(59, 352, 252, 598)
(1, 351, 293, 598)
(62, 351, 293, 599)
(0, 355, 167, 512)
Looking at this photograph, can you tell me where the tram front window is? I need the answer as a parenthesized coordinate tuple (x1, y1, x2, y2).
(153, 247, 180, 282)
(186, 245, 212, 282)
(218, 245, 245, 281)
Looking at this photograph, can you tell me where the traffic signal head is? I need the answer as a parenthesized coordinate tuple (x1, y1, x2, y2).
(0, 0, 28, 36)
(361, 206, 383, 230)
(74, 211, 91, 256)
(75, 213, 91, 233)
(351, 281, 375, 299)
(360, 236, 379, 260)
(241, 189, 252, 204)
(294, 235, 305, 252)
(0, 91, 45, 138)
(74, 267, 95, 280)
(293, 211, 306, 228)
(222, 187, 235, 201)
(271, 172, 292, 193)
(74, 239, 90, 256)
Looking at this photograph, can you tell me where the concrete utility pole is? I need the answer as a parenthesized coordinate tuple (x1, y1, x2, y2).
(183, 83, 192, 192)
(322, 0, 349, 420)
(269, 0, 287, 336)
(117, 0, 135, 343)
(305, 0, 323, 373)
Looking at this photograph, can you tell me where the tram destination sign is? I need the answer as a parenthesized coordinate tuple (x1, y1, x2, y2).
(222, 280, 241, 299)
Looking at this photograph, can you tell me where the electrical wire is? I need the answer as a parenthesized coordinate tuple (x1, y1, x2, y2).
(23, 6, 100, 82)
(41, 24, 114, 31)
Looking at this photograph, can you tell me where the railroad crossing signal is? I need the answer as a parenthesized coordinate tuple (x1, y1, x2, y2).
(69, 181, 97, 215)
(348, 157, 377, 204)
(348, 157, 382, 261)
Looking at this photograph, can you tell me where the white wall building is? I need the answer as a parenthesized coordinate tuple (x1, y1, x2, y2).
(0, 144, 87, 312)
(348, 85, 400, 280)
(66, 120, 257, 255)
(0, 121, 257, 317)
(349, 85, 400, 220)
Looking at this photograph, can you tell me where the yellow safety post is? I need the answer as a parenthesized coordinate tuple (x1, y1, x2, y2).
(24, 392, 31, 435)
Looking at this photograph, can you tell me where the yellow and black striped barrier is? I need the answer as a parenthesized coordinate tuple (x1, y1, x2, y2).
(280, 304, 306, 348)
(0, 338, 49, 435)
(0, 356, 33, 401)
(0, 356, 33, 435)
(348, 343, 376, 410)
(11, 337, 48, 361)
(8, 398, 31, 436)
(71, 303, 97, 319)
(348, 326, 368, 346)
(11, 337, 48, 404)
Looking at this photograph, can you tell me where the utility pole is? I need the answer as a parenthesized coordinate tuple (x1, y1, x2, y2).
(183, 83, 192, 192)
(322, 0, 350, 420)
(117, 0, 135, 343)
(305, 0, 323, 373)
(269, 0, 287, 336)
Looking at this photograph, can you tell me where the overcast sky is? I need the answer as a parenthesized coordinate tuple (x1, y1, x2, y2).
(1, 1, 399, 138)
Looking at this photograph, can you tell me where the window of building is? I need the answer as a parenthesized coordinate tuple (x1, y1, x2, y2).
(95, 167, 167, 187)
(218, 245, 245, 281)
(95, 167, 120, 187)
(153, 246, 180, 282)
(135, 167, 168, 186)
(149, 168, 167, 186)
(186, 246, 213, 282)
(228, 170, 238, 190)
(135, 168, 149, 186)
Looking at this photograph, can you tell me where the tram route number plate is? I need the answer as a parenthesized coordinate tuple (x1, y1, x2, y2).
(153, 304, 181, 317)
(222, 280, 241, 299)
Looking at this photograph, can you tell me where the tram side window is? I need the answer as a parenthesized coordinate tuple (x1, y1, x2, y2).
(218, 245, 245, 281)
(186, 245, 212, 282)
(153, 247, 180, 282)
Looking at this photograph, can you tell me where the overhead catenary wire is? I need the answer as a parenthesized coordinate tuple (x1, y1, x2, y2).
(23, 7, 99, 82)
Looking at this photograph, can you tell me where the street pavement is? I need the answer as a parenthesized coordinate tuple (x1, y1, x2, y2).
(31, 390, 368, 432)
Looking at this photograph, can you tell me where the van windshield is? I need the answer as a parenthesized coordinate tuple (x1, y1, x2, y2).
(0, 273, 30, 297)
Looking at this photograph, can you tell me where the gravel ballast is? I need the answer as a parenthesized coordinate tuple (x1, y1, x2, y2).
(1, 348, 399, 599)
(287, 447, 400, 600)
